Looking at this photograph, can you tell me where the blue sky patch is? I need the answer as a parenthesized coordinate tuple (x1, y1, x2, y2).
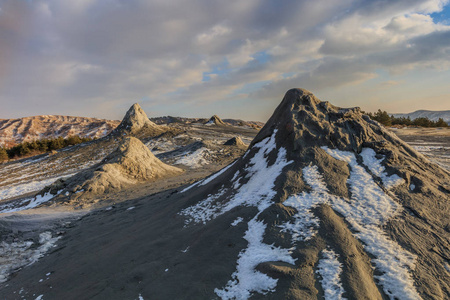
(431, 3, 450, 24)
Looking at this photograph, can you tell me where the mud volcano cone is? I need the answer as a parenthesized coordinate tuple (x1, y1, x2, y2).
(43, 136, 183, 203)
(3, 89, 449, 299)
(112, 103, 161, 135)
(178, 88, 450, 299)
(205, 115, 226, 126)
(223, 137, 247, 148)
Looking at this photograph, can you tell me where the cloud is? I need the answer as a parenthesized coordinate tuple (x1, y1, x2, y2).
(0, 0, 450, 120)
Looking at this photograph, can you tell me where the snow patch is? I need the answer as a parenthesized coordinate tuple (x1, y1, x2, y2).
(231, 217, 243, 226)
(0, 176, 64, 201)
(0, 192, 57, 214)
(180, 181, 201, 193)
(176, 147, 210, 168)
(360, 148, 405, 189)
(280, 148, 419, 300)
(410, 184, 415, 191)
(0, 232, 61, 283)
(214, 217, 295, 299)
(35, 295, 44, 300)
(316, 248, 346, 300)
(180, 188, 228, 224)
(322, 147, 420, 300)
(279, 165, 325, 243)
(180, 130, 292, 224)
(324, 147, 400, 225)
(199, 160, 237, 187)
(180, 160, 237, 193)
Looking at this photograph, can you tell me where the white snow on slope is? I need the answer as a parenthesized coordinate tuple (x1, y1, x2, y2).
(360, 148, 405, 189)
(199, 160, 237, 187)
(180, 160, 237, 193)
(214, 217, 295, 299)
(324, 147, 400, 225)
(180, 130, 292, 224)
(316, 248, 346, 300)
(182, 130, 295, 299)
(231, 217, 243, 226)
(280, 148, 419, 300)
(0, 192, 57, 214)
(322, 147, 419, 300)
(279, 166, 324, 243)
(180, 188, 228, 224)
(0, 147, 112, 202)
(0, 232, 60, 283)
(176, 147, 210, 168)
(0, 176, 66, 202)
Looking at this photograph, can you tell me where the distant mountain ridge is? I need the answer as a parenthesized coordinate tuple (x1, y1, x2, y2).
(0, 115, 120, 147)
(0, 114, 265, 148)
(150, 116, 265, 129)
(391, 110, 450, 124)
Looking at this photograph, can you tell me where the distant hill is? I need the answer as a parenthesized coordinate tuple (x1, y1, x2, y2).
(391, 110, 450, 124)
(0, 115, 120, 147)
(0, 114, 265, 148)
(150, 116, 264, 129)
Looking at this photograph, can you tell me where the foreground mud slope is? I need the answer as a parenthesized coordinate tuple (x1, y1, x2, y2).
(1, 89, 449, 299)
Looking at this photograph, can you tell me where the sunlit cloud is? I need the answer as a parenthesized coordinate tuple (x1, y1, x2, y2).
(0, 0, 449, 121)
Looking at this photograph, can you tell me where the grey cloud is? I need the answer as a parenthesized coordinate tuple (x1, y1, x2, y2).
(1, 0, 450, 119)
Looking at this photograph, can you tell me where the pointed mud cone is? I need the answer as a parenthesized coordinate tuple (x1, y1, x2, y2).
(43, 137, 183, 203)
(178, 88, 450, 299)
(113, 103, 159, 134)
(223, 137, 247, 148)
(205, 115, 226, 126)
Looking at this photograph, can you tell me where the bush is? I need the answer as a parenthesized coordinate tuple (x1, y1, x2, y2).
(3, 135, 92, 160)
(365, 110, 448, 127)
(0, 147, 8, 162)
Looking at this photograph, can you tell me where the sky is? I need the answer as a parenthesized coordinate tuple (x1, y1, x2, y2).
(0, 0, 450, 122)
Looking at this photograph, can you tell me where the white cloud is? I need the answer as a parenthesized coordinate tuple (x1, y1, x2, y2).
(197, 24, 231, 44)
(0, 0, 450, 119)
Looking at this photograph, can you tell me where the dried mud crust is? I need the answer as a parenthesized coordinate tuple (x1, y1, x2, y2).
(391, 127, 450, 171)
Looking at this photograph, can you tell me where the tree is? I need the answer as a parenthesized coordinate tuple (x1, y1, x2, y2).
(373, 109, 392, 126)
(0, 147, 8, 162)
(435, 118, 448, 127)
(66, 135, 82, 146)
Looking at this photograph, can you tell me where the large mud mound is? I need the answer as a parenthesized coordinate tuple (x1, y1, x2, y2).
(205, 115, 226, 126)
(178, 88, 450, 299)
(45, 136, 183, 204)
(112, 103, 162, 135)
(224, 136, 247, 148)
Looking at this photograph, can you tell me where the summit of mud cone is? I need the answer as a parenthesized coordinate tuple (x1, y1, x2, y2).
(113, 103, 158, 134)
(251, 88, 365, 152)
(204, 115, 226, 126)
